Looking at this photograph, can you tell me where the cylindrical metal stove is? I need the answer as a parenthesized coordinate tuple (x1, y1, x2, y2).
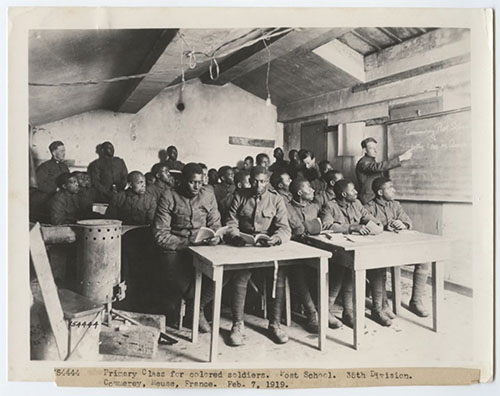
(75, 219, 122, 304)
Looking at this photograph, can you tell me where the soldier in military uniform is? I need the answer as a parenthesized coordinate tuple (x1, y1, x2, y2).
(153, 163, 222, 333)
(365, 176, 430, 318)
(74, 171, 99, 219)
(269, 147, 289, 174)
(48, 172, 81, 225)
(285, 178, 323, 332)
(107, 171, 157, 225)
(225, 166, 291, 346)
(213, 166, 235, 221)
(355, 137, 413, 204)
(88, 141, 128, 203)
(30, 140, 70, 222)
(310, 160, 333, 193)
(147, 163, 174, 202)
(270, 170, 292, 204)
(314, 169, 343, 209)
(320, 179, 387, 327)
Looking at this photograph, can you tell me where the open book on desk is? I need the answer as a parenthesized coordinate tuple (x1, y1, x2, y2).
(239, 232, 272, 246)
(194, 226, 230, 243)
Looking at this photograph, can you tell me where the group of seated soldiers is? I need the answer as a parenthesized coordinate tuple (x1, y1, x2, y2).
(30, 138, 428, 347)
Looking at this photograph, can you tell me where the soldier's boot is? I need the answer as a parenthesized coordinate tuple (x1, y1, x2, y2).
(228, 270, 251, 346)
(267, 286, 289, 344)
(341, 274, 354, 328)
(409, 264, 430, 317)
(328, 264, 344, 329)
(369, 269, 392, 327)
(382, 271, 396, 319)
(229, 321, 244, 347)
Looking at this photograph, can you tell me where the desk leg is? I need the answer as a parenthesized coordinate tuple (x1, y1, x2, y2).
(391, 267, 401, 316)
(191, 262, 202, 344)
(318, 257, 329, 351)
(353, 269, 366, 350)
(432, 261, 442, 332)
(209, 267, 223, 363)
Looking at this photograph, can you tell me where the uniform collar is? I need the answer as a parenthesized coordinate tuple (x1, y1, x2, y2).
(291, 199, 306, 208)
(336, 199, 351, 209)
(324, 188, 336, 200)
(374, 196, 391, 207)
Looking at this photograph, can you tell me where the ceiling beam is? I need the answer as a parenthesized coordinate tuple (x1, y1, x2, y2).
(365, 28, 470, 81)
(378, 27, 403, 43)
(115, 29, 178, 112)
(200, 28, 351, 86)
(351, 29, 381, 51)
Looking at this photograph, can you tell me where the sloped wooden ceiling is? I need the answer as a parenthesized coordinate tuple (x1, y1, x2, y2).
(29, 27, 436, 125)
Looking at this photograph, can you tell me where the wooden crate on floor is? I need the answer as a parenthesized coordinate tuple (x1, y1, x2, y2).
(99, 310, 165, 359)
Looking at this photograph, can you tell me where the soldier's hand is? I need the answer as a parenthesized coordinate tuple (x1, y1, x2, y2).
(261, 236, 281, 247)
(399, 148, 413, 162)
(229, 235, 246, 247)
(390, 220, 406, 230)
(204, 236, 221, 246)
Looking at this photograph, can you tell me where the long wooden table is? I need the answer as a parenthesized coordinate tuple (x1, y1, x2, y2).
(306, 230, 452, 350)
(188, 241, 332, 362)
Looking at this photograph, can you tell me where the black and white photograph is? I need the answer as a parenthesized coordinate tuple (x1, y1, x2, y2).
(7, 6, 494, 388)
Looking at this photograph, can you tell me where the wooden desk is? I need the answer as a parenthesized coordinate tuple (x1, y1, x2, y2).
(188, 241, 332, 362)
(306, 230, 452, 350)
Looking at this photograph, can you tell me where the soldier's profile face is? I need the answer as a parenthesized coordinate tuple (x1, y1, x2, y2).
(158, 167, 172, 184)
(186, 173, 203, 196)
(381, 181, 396, 201)
(344, 182, 358, 202)
(300, 181, 315, 202)
(280, 173, 291, 191)
(365, 141, 377, 158)
(251, 172, 269, 195)
(52, 145, 66, 161)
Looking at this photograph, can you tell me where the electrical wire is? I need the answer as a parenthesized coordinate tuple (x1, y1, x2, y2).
(263, 35, 272, 102)
(29, 28, 296, 87)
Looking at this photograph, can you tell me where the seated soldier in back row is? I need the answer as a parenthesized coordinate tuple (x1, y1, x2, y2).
(225, 166, 291, 346)
(319, 179, 387, 327)
(74, 171, 99, 219)
(48, 172, 82, 225)
(365, 177, 429, 318)
(270, 170, 292, 204)
(313, 169, 343, 209)
(213, 165, 235, 222)
(147, 163, 175, 202)
(107, 171, 156, 225)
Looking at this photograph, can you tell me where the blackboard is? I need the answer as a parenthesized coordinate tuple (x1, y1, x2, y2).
(387, 108, 472, 202)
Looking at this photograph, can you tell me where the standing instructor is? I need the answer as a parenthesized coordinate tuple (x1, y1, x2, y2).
(355, 137, 413, 204)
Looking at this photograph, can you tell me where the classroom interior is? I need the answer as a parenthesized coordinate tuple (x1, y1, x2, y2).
(28, 27, 472, 365)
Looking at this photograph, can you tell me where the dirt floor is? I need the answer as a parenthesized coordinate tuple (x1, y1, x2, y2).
(101, 275, 473, 368)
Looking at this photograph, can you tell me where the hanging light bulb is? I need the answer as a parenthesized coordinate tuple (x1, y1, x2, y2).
(266, 95, 272, 106)
(176, 34, 186, 112)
